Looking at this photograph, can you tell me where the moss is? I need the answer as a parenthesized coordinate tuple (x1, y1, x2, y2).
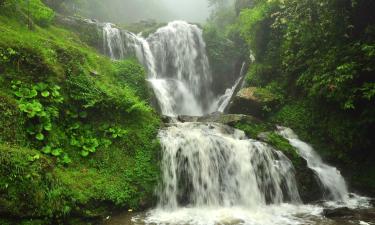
(265, 132, 302, 166)
(234, 121, 302, 166)
(234, 121, 270, 139)
(0, 144, 69, 218)
(0, 92, 27, 145)
(21, 0, 55, 27)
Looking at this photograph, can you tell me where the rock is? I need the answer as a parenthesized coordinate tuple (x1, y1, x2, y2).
(324, 207, 353, 218)
(227, 87, 278, 118)
(177, 115, 199, 123)
(323, 207, 375, 220)
(295, 160, 324, 203)
(257, 132, 271, 142)
(162, 113, 261, 126)
(198, 113, 261, 126)
(220, 218, 245, 225)
(55, 15, 103, 51)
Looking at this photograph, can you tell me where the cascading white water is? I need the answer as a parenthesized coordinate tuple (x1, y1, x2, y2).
(212, 62, 247, 113)
(277, 126, 370, 209)
(103, 23, 125, 60)
(158, 123, 301, 209)
(212, 76, 242, 113)
(277, 126, 349, 201)
(137, 122, 315, 225)
(145, 21, 214, 116)
(102, 21, 240, 116)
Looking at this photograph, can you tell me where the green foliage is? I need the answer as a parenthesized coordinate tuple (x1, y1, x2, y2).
(204, 5, 248, 94)
(0, 144, 70, 218)
(20, 0, 55, 27)
(234, 121, 269, 139)
(0, 0, 55, 27)
(0, 92, 27, 144)
(233, 0, 375, 192)
(114, 60, 149, 100)
(238, 1, 269, 48)
(234, 120, 302, 166)
(0, 8, 161, 221)
(265, 132, 302, 166)
(10, 80, 71, 162)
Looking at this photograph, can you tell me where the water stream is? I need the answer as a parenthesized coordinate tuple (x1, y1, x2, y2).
(101, 21, 372, 225)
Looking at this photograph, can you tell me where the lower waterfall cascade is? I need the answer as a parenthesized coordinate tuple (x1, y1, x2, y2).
(101, 21, 372, 225)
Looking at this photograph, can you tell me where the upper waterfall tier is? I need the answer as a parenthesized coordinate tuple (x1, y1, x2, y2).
(102, 21, 240, 116)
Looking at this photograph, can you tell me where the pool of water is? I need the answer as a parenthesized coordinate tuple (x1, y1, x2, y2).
(101, 204, 375, 225)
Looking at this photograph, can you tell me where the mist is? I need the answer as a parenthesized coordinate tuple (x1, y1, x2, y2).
(161, 0, 210, 23)
(75, 0, 212, 24)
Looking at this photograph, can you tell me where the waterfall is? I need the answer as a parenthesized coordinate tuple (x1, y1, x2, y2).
(158, 123, 301, 209)
(213, 62, 247, 113)
(277, 126, 349, 201)
(101, 21, 371, 225)
(277, 126, 370, 208)
(212, 76, 242, 113)
(103, 23, 125, 60)
(102, 21, 230, 116)
(146, 21, 214, 116)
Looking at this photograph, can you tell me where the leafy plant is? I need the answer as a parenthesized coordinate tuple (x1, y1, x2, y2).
(11, 81, 70, 162)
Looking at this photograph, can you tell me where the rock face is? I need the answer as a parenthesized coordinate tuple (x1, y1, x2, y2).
(227, 87, 271, 118)
(55, 15, 104, 51)
(295, 160, 323, 203)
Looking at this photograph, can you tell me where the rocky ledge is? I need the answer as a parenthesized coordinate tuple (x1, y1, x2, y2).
(227, 87, 280, 118)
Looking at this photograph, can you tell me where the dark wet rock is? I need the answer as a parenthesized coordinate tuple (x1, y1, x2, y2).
(198, 113, 261, 126)
(162, 113, 262, 126)
(177, 115, 199, 123)
(323, 207, 375, 220)
(162, 113, 261, 126)
(324, 207, 353, 218)
(295, 160, 323, 203)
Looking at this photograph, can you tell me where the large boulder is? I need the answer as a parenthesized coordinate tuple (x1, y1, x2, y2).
(295, 159, 323, 203)
(227, 87, 278, 118)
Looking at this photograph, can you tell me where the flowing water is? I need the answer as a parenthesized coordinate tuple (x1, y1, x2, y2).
(102, 21, 236, 116)
(101, 21, 372, 225)
(277, 126, 371, 209)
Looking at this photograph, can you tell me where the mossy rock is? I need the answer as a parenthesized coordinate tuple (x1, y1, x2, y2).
(228, 87, 279, 118)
